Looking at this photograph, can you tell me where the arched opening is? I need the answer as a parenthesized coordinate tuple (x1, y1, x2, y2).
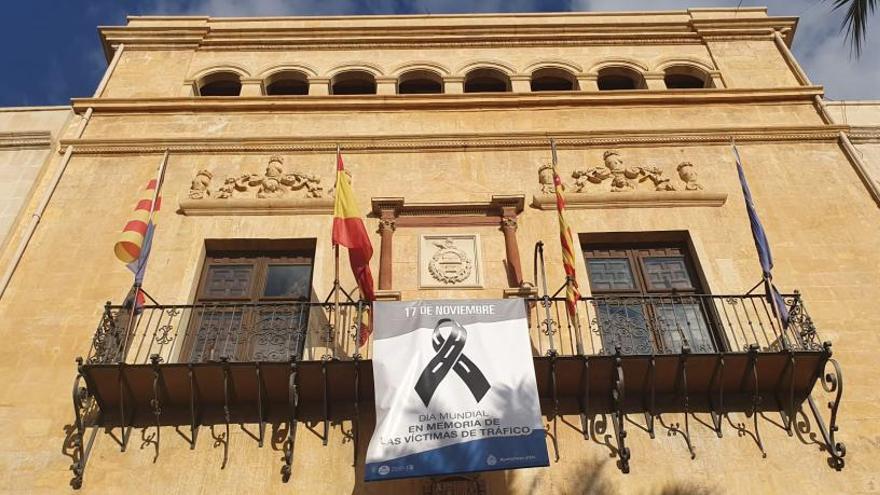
(663, 66, 712, 89)
(331, 71, 377, 95)
(398, 69, 443, 94)
(265, 71, 310, 96)
(596, 67, 645, 91)
(197, 71, 242, 97)
(463, 68, 510, 93)
(530, 68, 578, 91)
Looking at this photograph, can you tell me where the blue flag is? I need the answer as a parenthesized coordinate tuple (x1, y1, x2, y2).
(123, 221, 155, 312)
(732, 143, 789, 328)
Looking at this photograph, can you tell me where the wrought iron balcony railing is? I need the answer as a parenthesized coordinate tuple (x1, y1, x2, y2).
(528, 292, 821, 358)
(86, 300, 366, 365)
(68, 292, 843, 490)
(85, 293, 819, 366)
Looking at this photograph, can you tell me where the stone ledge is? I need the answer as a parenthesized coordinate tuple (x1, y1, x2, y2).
(531, 191, 728, 210)
(178, 197, 334, 216)
(374, 290, 402, 302)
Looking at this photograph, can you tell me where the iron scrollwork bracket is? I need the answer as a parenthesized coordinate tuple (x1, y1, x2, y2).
(806, 342, 846, 470)
(282, 359, 299, 482)
(611, 346, 631, 473)
(69, 357, 98, 490)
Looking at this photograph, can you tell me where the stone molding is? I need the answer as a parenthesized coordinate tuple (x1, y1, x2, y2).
(100, 11, 795, 54)
(371, 195, 524, 220)
(72, 86, 823, 114)
(0, 131, 53, 150)
(531, 191, 728, 210)
(63, 126, 844, 155)
(178, 197, 334, 216)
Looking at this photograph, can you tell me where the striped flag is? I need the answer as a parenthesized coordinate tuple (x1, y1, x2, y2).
(332, 148, 376, 345)
(114, 152, 167, 311)
(732, 142, 789, 328)
(550, 140, 582, 320)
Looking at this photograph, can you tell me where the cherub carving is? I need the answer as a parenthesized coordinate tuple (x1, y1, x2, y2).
(640, 166, 676, 191)
(572, 150, 641, 192)
(677, 162, 703, 190)
(537, 161, 556, 194)
(572, 150, 677, 192)
(188, 169, 213, 199)
(212, 156, 325, 199)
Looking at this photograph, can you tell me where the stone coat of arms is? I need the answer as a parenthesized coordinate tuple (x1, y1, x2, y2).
(428, 238, 473, 284)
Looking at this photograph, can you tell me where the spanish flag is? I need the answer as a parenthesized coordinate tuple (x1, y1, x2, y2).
(332, 148, 376, 308)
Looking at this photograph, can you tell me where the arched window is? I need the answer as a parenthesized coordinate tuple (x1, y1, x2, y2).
(596, 67, 645, 91)
(331, 71, 376, 95)
(265, 71, 310, 96)
(398, 70, 443, 94)
(197, 72, 242, 97)
(663, 66, 712, 89)
(463, 68, 510, 93)
(530, 68, 578, 91)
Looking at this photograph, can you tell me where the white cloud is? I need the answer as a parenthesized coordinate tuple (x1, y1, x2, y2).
(143, 0, 879, 99)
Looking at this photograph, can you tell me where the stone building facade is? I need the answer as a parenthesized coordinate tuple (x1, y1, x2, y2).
(0, 106, 72, 264)
(0, 8, 878, 494)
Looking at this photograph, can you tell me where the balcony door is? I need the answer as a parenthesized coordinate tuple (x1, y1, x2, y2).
(184, 251, 314, 362)
(583, 242, 718, 355)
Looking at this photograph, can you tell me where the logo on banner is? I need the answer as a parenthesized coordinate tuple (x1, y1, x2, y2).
(414, 318, 490, 407)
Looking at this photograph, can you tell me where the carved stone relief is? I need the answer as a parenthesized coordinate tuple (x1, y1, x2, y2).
(187, 156, 326, 200)
(419, 234, 483, 288)
(538, 150, 704, 194)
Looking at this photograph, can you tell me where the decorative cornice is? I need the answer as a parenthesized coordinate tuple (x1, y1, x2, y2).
(100, 11, 797, 55)
(62, 126, 845, 155)
(532, 191, 728, 210)
(371, 195, 524, 219)
(847, 126, 880, 144)
(71, 86, 824, 114)
(0, 131, 53, 150)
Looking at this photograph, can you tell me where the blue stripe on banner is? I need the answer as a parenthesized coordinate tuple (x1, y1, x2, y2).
(365, 429, 549, 482)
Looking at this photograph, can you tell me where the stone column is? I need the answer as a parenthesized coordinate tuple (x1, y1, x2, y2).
(577, 73, 598, 91)
(239, 79, 264, 96)
(510, 75, 532, 93)
(500, 213, 523, 287)
(443, 76, 465, 94)
(643, 72, 666, 90)
(708, 71, 724, 88)
(308, 77, 330, 95)
(376, 77, 397, 95)
(378, 217, 396, 290)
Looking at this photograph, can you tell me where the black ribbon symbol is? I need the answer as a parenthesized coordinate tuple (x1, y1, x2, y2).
(414, 318, 491, 407)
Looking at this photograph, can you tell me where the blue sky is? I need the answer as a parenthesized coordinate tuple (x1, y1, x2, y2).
(0, 0, 877, 106)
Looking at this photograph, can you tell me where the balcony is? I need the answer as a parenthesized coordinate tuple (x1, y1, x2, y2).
(68, 293, 844, 489)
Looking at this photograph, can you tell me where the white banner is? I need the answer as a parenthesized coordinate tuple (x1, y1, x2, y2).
(365, 299, 548, 481)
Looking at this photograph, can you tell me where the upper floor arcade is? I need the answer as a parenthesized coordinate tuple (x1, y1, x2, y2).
(92, 8, 810, 101)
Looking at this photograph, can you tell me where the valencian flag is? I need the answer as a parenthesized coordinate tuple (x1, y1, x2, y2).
(114, 153, 167, 310)
(332, 147, 376, 345)
(550, 140, 582, 319)
(732, 142, 790, 327)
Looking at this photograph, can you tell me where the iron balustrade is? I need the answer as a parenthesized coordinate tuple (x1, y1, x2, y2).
(528, 292, 821, 358)
(69, 292, 843, 490)
(87, 293, 818, 366)
(87, 300, 367, 365)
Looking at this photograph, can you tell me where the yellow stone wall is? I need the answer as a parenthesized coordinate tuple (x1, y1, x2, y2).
(1, 8, 879, 495)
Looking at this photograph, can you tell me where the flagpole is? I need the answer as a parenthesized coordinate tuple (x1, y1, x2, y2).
(332, 145, 342, 360)
(730, 138, 790, 349)
(551, 139, 585, 356)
